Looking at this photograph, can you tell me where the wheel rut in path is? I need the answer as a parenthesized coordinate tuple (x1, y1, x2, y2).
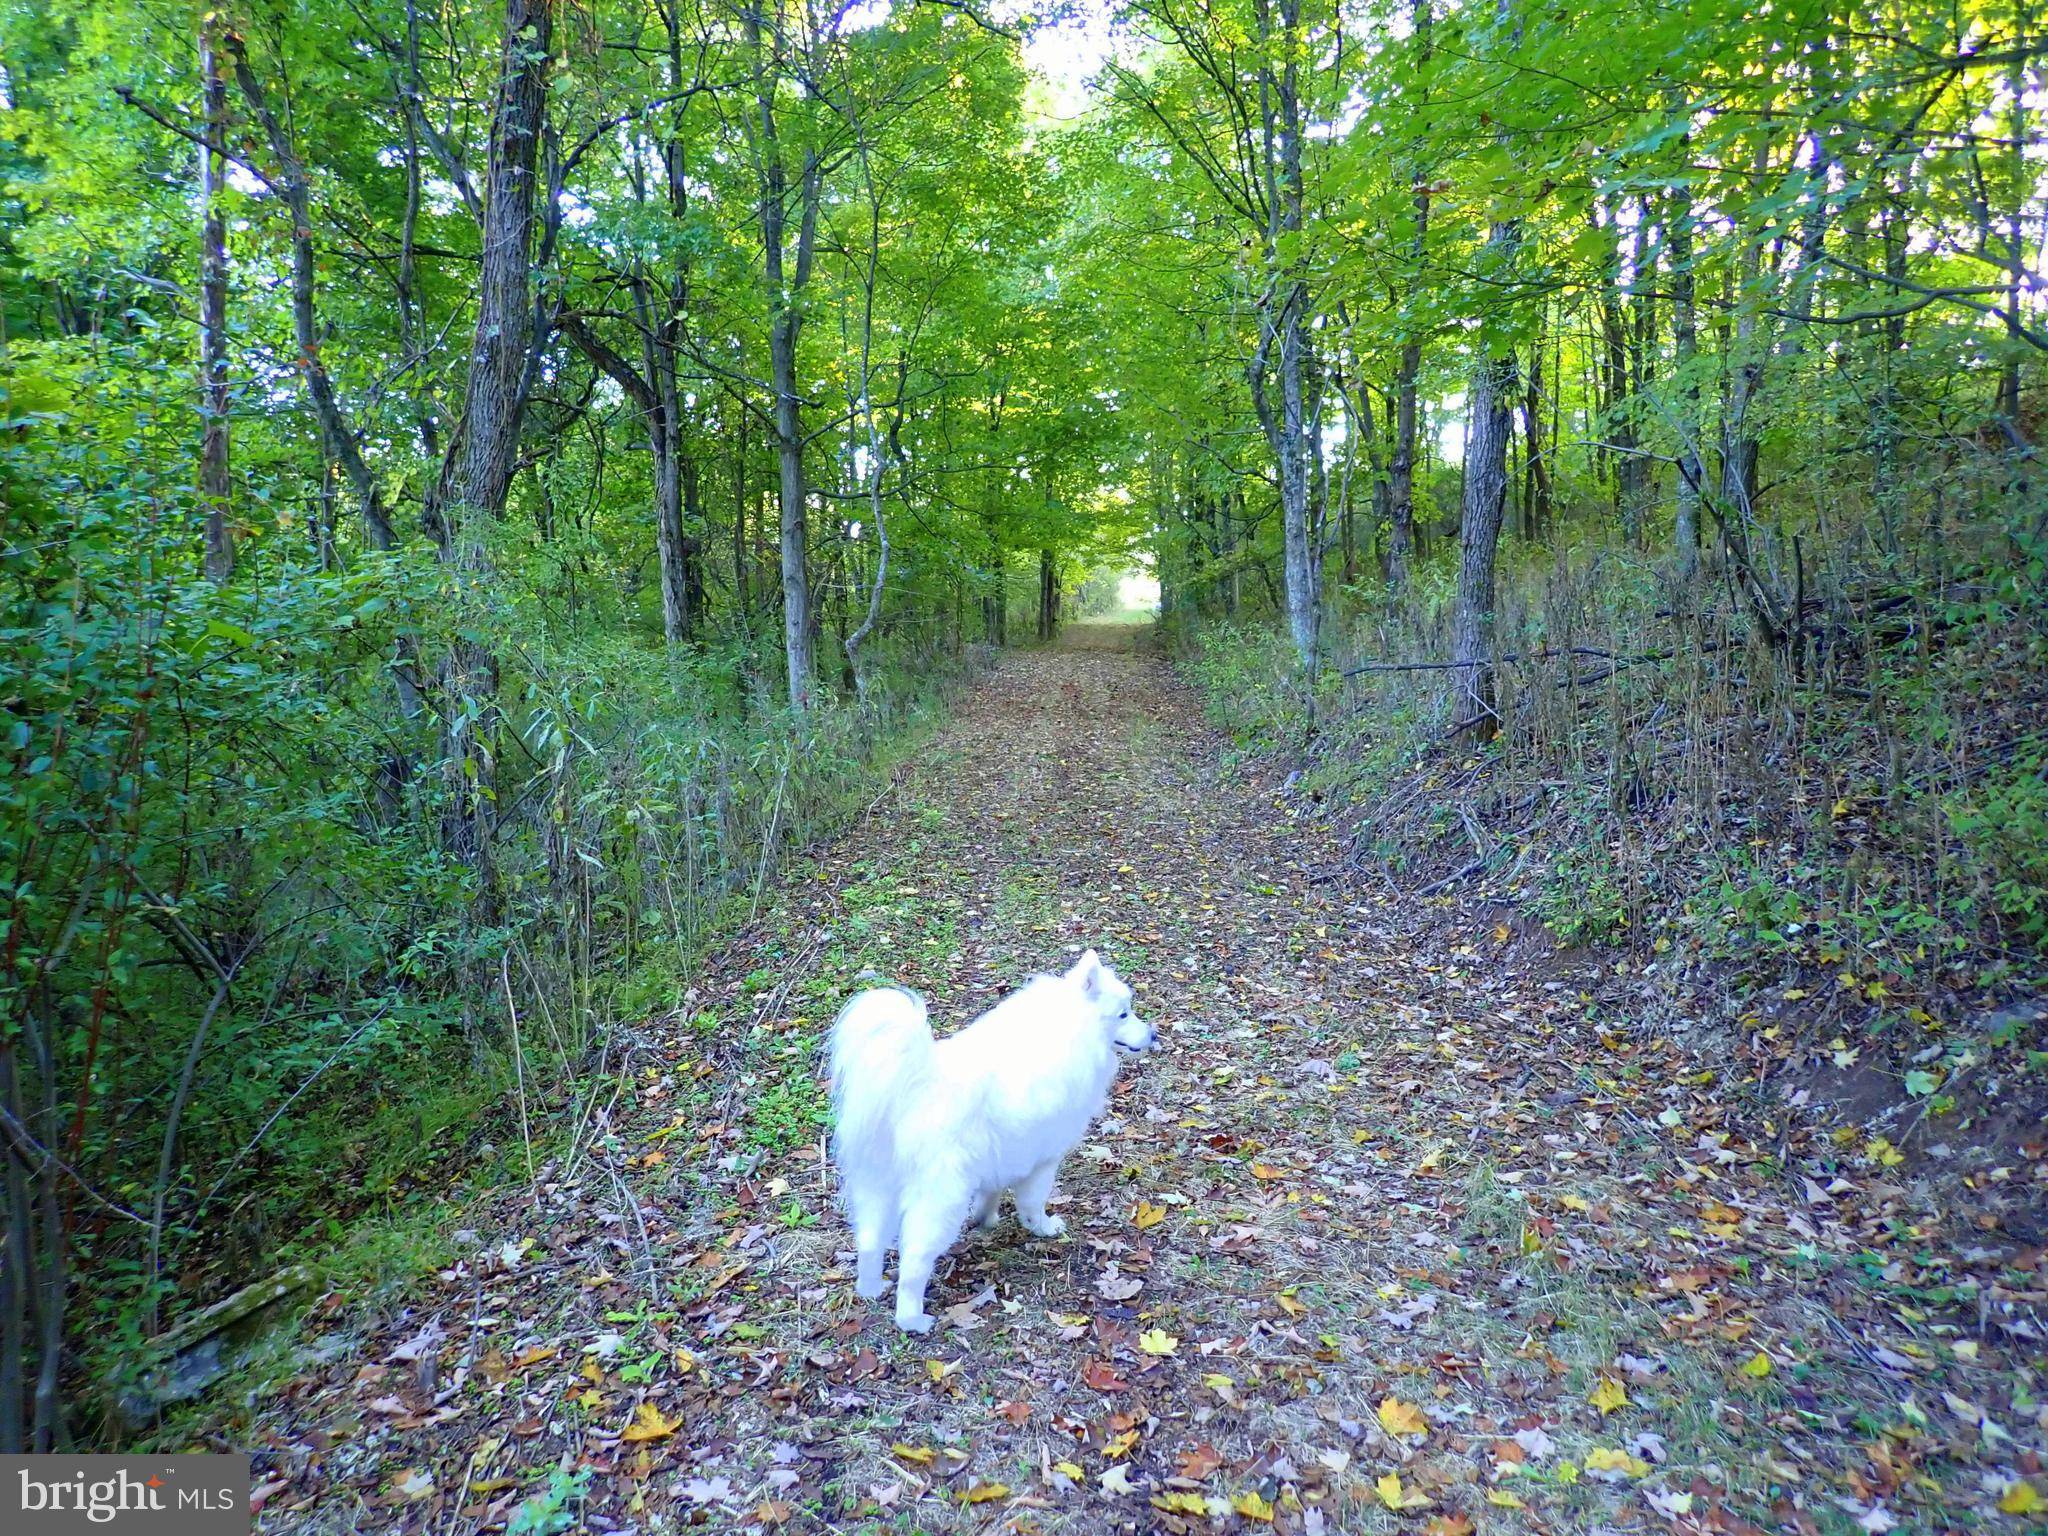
(245, 623, 2043, 1536)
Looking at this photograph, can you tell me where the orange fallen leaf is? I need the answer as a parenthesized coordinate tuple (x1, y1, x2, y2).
(1082, 1359, 1129, 1393)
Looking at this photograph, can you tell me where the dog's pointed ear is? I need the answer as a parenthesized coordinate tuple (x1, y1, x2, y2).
(1070, 948, 1103, 996)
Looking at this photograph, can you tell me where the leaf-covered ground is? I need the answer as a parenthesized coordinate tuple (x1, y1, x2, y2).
(241, 627, 2046, 1534)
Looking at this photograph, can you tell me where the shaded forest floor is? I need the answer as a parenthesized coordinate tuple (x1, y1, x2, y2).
(234, 625, 2045, 1535)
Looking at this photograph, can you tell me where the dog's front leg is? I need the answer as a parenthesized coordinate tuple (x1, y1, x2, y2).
(1013, 1159, 1066, 1239)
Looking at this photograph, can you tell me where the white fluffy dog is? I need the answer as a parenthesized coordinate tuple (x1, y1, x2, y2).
(827, 950, 1155, 1332)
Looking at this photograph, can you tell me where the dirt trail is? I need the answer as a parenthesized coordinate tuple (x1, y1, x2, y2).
(244, 628, 2044, 1535)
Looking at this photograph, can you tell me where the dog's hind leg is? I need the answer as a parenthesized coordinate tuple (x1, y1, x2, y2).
(894, 1192, 971, 1334)
(1013, 1159, 1066, 1239)
(846, 1185, 894, 1301)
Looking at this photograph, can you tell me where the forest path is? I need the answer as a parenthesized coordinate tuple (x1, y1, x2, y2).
(248, 626, 2036, 1535)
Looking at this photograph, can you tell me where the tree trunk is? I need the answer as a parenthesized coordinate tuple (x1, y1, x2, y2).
(1245, 0, 1317, 672)
(1452, 340, 1515, 738)
(198, 17, 233, 585)
(431, 0, 550, 538)
(225, 33, 396, 553)
(2000, 34, 2028, 449)
(427, 0, 552, 896)
(1386, 0, 1433, 592)
(558, 310, 692, 645)
(1521, 298, 1550, 539)
(746, 8, 822, 709)
(1669, 170, 1702, 581)
(733, 408, 750, 621)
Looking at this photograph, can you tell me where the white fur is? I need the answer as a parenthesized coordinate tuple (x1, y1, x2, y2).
(827, 949, 1154, 1332)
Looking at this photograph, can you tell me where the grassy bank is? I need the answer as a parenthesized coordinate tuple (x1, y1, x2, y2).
(1175, 516, 2047, 1215)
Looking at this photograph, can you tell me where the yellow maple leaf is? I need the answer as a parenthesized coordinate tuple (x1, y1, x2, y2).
(1133, 1200, 1168, 1230)
(1998, 1481, 2044, 1515)
(958, 1482, 1009, 1504)
(1588, 1375, 1628, 1415)
(620, 1402, 680, 1443)
(889, 1443, 937, 1466)
(1053, 1460, 1084, 1481)
(1376, 1472, 1431, 1511)
(1740, 1350, 1773, 1379)
(1232, 1489, 1275, 1521)
(1486, 1488, 1526, 1509)
(1152, 1492, 1211, 1516)
(1584, 1447, 1650, 1478)
(1139, 1328, 1179, 1355)
(1377, 1396, 1429, 1438)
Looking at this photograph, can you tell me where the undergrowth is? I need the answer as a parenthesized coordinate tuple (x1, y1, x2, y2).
(1173, 503, 2048, 1143)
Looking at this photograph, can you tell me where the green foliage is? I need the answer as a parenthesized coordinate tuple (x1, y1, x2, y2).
(1946, 751, 2048, 944)
(507, 1468, 592, 1536)
(1535, 842, 1631, 949)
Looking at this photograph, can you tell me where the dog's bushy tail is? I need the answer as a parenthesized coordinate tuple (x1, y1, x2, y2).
(827, 986, 932, 1181)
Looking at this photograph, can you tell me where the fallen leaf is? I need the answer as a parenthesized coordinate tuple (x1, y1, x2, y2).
(1739, 1351, 1773, 1379)
(1588, 1375, 1628, 1415)
(1584, 1447, 1650, 1480)
(1424, 1516, 1475, 1536)
(1233, 1488, 1275, 1521)
(1139, 1328, 1179, 1356)
(1096, 1265, 1144, 1302)
(958, 1483, 1009, 1505)
(1133, 1201, 1168, 1230)
(1377, 1473, 1431, 1511)
(1378, 1396, 1429, 1439)
(889, 1443, 936, 1466)
(1177, 1442, 1225, 1480)
(680, 1475, 732, 1505)
(1486, 1488, 1526, 1509)
(1082, 1359, 1129, 1393)
(620, 1402, 680, 1443)
(1099, 1465, 1136, 1496)
(1998, 1482, 2044, 1515)
(389, 1469, 434, 1502)
(1153, 1492, 1211, 1516)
